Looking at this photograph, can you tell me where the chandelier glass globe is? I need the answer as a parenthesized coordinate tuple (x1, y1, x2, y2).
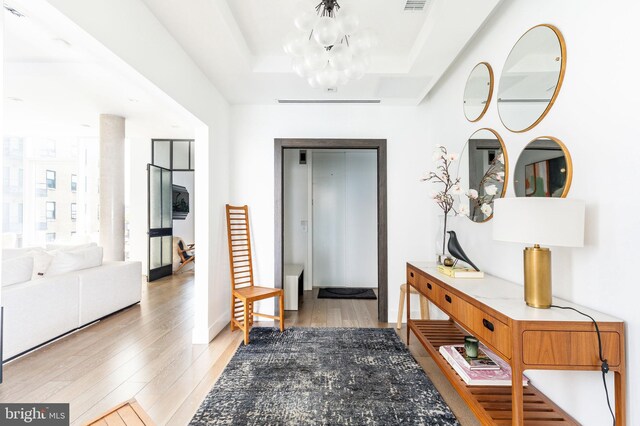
(283, 1, 376, 89)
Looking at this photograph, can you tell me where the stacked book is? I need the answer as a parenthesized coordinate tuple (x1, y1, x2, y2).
(439, 344, 529, 386)
(437, 265, 484, 278)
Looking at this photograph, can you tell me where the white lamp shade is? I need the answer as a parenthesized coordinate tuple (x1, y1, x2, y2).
(492, 198, 585, 247)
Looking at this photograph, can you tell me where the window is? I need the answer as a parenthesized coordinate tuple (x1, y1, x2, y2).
(41, 140, 56, 157)
(46, 170, 56, 189)
(46, 201, 56, 220)
(46, 232, 56, 242)
(3, 136, 99, 248)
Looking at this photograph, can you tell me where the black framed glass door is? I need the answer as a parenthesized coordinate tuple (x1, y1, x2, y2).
(147, 164, 173, 281)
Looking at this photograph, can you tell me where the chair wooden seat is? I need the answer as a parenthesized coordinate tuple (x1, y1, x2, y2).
(234, 286, 283, 301)
(226, 204, 284, 345)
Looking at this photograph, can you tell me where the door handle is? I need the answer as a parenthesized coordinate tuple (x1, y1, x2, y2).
(483, 319, 494, 332)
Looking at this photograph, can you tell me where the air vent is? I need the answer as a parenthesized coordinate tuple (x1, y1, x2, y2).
(277, 99, 381, 104)
(4, 3, 24, 17)
(404, 0, 429, 11)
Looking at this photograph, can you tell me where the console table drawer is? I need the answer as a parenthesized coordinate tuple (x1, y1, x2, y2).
(472, 310, 512, 359)
(522, 330, 620, 367)
(407, 267, 418, 286)
(418, 276, 439, 303)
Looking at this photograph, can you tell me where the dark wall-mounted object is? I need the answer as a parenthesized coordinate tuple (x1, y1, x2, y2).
(172, 184, 189, 220)
(299, 150, 307, 165)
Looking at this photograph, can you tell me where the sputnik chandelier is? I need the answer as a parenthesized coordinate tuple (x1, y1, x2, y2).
(283, 0, 378, 89)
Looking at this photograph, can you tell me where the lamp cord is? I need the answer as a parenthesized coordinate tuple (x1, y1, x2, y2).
(550, 304, 615, 426)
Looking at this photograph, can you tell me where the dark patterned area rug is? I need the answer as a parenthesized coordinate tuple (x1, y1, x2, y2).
(190, 327, 459, 426)
(317, 287, 377, 299)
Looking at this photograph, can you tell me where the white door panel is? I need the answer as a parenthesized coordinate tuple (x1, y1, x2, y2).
(345, 151, 378, 287)
(312, 152, 346, 287)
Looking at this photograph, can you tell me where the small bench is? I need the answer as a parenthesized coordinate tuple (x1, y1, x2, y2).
(284, 264, 304, 311)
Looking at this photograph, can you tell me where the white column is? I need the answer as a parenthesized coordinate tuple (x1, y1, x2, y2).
(99, 114, 125, 261)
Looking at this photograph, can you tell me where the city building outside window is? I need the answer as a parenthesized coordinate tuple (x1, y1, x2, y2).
(46, 201, 56, 220)
(46, 170, 56, 189)
(3, 136, 99, 247)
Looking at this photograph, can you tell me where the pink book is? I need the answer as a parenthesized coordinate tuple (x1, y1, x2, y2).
(439, 344, 529, 386)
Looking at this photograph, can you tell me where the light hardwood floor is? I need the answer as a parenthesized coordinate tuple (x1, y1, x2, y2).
(1, 275, 477, 426)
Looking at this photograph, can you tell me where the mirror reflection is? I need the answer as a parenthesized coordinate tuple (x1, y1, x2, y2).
(498, 25, 565, 132)
(463, 62, 493, 122)
(514, 137, 572, 198)
(457, 129, 508, 223)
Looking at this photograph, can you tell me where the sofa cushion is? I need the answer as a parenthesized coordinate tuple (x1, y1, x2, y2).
(3, 246, 42, 260)
(46, 246, 103, 277)
(45, 242, 97, 252)
(2, 255, 34, 287)
(27, 248, 55, 279)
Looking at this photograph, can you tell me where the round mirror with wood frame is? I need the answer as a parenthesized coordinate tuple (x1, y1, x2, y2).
(456, 128, 509, 223)
(497, 24, 566, 133)
(513, 136, 572, 198)
(463, 62, 494, 122)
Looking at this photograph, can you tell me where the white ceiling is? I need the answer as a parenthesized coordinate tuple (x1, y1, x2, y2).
(3, 2, 196, 140)
(141, 0, 503, 105)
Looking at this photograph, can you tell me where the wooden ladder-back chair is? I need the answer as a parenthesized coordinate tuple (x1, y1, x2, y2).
(226, 204, 284, 344)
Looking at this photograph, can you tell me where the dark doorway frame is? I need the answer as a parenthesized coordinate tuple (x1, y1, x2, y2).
(274, 138, 388, 321)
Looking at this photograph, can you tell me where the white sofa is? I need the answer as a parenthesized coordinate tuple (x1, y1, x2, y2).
(1, 245, 141, 361)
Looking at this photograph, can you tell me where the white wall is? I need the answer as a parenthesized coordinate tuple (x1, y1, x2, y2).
(230, 104, 433, 318)
(424, 1, 640, 424)
(172, 171, 195, 244)
(43, 0, 231, 343)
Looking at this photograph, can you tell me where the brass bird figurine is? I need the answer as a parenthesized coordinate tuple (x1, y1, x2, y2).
(447, 231, 480, 271)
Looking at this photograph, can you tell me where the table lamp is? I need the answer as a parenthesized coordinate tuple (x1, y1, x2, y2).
(492, 198, 585, 308)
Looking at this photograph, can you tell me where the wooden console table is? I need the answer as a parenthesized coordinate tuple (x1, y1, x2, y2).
(406, 262, 626, 425)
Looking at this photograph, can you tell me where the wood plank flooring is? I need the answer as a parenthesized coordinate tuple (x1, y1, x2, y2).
(0, 276, 477, 425)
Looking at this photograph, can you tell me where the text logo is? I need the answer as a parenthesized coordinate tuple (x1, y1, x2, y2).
(0, 404, 69, 425)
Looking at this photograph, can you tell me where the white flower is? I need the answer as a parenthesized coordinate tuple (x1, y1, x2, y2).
(430, 191, 440, 200)
(481, 203, 493, 217)
(458, 204, 469, 217)
(495, 171, 505, 182)
(451, 184, 464, 195)
(448, 152, 459, 162)
(485, 184, 498, 196)
(432, 152, 444, 162)
(497, 153, 504, 164)
(467, 189, 479, 199)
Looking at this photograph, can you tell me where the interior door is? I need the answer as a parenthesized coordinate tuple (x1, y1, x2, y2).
(312, 151, 378, 288)
(147, 164, 173, 281)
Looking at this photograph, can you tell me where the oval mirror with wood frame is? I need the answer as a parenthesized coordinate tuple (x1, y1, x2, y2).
(514, 136, 572, 198)
(497, 24, 566, 133)
(463, 62, 494, 122)
(456, 128, 508, 223)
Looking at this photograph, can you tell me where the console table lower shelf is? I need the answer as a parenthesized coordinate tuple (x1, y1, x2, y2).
(409, 320, 578, 425)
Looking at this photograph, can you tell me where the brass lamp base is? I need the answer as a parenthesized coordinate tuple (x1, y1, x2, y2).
(523, 244, 551, 308)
